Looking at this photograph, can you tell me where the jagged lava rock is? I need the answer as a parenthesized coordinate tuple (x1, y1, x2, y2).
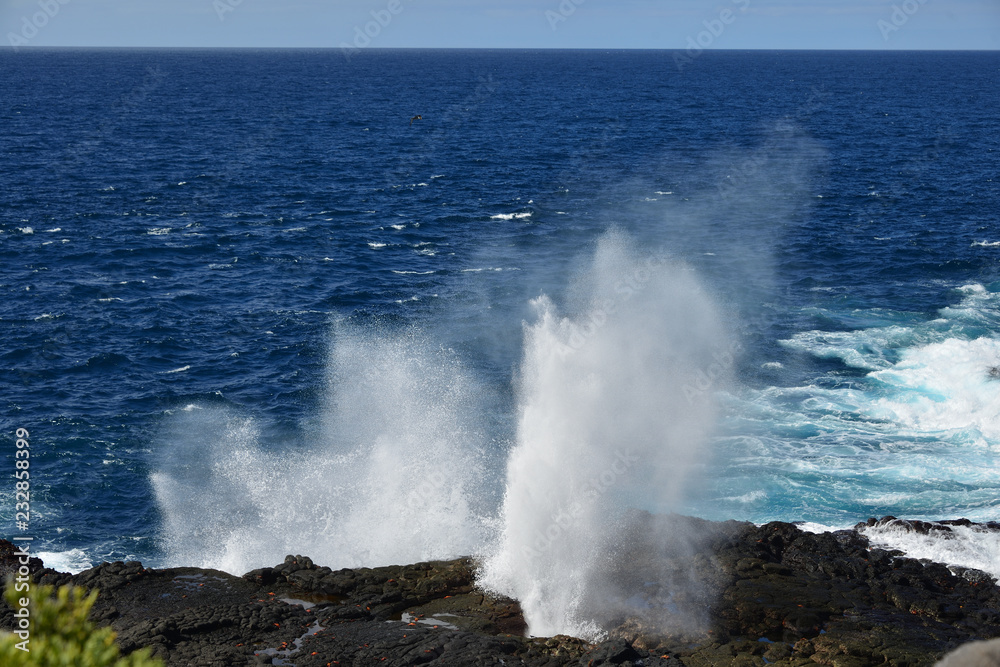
(1, 517, 998, 666)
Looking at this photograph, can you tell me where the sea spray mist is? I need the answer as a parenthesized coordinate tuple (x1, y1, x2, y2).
(478, 229, 734, 639)
(152, 325, 497, 573)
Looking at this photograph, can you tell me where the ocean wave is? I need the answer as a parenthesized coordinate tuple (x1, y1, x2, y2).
(860, 522, 1000, 581)
(37, 549, 92, 575)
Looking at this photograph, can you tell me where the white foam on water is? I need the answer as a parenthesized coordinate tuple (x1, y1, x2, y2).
(38, 549, 93, 574)
(867, 338, 1000, 443)
(796, 522, 844, 534)
(860, 523, 1000, 581)
(717, 284, 1000, 527)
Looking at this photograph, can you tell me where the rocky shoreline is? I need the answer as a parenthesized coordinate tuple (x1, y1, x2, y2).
(3, 515, 1000, 666)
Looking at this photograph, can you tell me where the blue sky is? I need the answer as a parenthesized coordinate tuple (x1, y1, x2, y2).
(3, 0, 998, 50)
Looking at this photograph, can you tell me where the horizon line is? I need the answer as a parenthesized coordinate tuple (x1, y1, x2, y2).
(4, 46, 999, 52)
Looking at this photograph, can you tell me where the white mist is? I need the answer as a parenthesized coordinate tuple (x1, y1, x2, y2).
(151, 325, 495, 574)
(478, 229, 733, 639)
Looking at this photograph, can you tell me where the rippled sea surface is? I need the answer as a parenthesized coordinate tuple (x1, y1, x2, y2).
(1, 49, 998, 573)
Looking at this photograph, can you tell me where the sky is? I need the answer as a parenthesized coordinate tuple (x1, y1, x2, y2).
(2, 0, 999, 50)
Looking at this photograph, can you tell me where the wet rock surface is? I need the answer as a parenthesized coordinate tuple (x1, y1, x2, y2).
(2, 516, 999, 666)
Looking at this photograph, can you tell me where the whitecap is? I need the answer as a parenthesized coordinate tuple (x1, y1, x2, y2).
(165, 366, 191, 374)
(37, 549, 92, 574)
(723, 490, 767, 504)
(796, 522, 843, 534)
(490, 212, 533, 221)
(861, 522, 1000, 581)
(368, 242, 387, 249)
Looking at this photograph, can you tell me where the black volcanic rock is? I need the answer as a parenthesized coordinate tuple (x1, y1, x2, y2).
(3, 517, 1000, 666)
(0, 538, 44, 580)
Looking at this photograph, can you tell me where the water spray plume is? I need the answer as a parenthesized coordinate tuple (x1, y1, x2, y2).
(479, 229, 733, 638)
(152, 324, 494, 574)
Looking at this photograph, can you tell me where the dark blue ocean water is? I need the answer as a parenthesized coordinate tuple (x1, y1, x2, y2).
(1, 49, 999, 575)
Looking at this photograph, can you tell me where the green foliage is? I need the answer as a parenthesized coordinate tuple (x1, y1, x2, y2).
(0, 580, 163, 666)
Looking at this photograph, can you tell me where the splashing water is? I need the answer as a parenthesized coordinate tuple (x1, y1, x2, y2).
(151, 326, 497, 574)
(477, 230, 734, 638)
(152, 229, 734, 638)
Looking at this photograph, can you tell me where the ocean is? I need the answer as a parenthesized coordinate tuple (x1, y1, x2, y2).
(2, 49, 999, 635)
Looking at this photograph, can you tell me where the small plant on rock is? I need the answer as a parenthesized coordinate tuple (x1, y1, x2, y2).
(0, 581, 163, 666)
